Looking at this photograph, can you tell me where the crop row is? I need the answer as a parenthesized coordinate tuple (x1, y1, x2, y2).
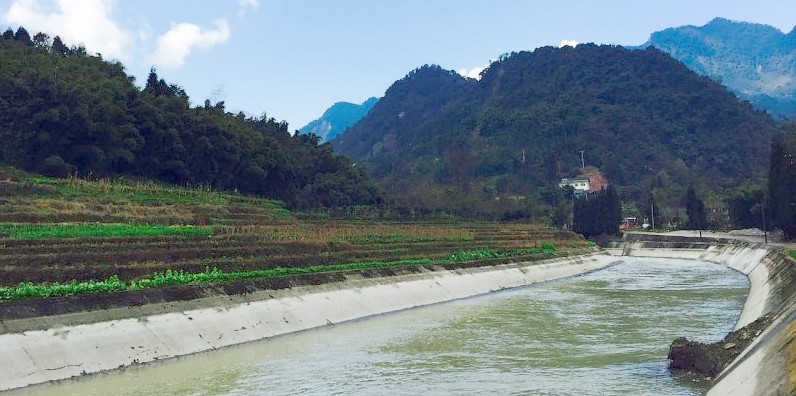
(0, 240, 472, 267)
(0, 222, 478, 243)
(0, 234, 585, 260)
(0, 242, 489, 285)
(0, 223, 574, 249)
(0, 246, 566, 301)
(0, 235, 577, 272)
(0, 244, 589, 287)
(0, 223, 214, 240)
(4, 209, 288, 227)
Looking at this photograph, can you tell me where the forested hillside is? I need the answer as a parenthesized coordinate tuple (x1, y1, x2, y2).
(334, 44, 778, 219)
(638, 18, 796, 118)
(0, 27, 377, 209)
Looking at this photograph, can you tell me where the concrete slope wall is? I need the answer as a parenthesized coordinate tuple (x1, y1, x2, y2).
(0, 253, 617, 392)
(613, 234, 795, 396)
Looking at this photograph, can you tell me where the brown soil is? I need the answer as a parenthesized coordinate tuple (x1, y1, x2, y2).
(0, 221, 592, 321)
(0, 224, 587, 286)
(582, 167, 609, 192)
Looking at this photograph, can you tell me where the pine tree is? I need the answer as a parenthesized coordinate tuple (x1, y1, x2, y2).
(144, 68, 161, 96)
(604, 185, 622, 234)
(768, 125, 796, 240)
(13, 27, 32, 46)
(52, 36, 70, 57)
(684, 187, 707, 230)
(572, 187, 621, 238)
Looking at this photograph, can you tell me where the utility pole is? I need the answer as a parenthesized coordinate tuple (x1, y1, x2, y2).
(579, 150, 585, 169)
(651, 202, 655, 230)
(761, 196, 768, 244)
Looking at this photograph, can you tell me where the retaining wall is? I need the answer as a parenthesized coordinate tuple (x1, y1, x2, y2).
(611, 234, 795, 396)
(0, 253, 616, 392)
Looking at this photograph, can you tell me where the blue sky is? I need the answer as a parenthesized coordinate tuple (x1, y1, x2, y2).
(1, 1, 795, 130)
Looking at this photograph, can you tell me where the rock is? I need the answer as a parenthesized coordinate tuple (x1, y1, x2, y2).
(668, 313, 776, 380)
(668, 338, 721, 377)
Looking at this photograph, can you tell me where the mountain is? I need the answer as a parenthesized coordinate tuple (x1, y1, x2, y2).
(637, 17, 796, 118)
(0, 27, 377, 209)
(299, 97, 378, 142)
(333, 45, 778, 219)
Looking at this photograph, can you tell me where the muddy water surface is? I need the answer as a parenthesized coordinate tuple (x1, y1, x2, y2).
(17, 258, 748, 395)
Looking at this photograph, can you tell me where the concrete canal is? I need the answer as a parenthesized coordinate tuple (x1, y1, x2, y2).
(14, 257, 749, 395)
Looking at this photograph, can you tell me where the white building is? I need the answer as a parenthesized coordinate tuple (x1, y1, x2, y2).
(558, 178, 590, 192)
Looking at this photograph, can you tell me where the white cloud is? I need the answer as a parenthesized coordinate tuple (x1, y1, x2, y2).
(458, 61, 494, 80)
(1, 0, 134, 61)
(151, 19, 231, 70)
(237, 0, 260, 18)
(559, 39, 579, 48)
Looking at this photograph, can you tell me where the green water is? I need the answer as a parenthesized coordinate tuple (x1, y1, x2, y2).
(17, 258, 748, 395)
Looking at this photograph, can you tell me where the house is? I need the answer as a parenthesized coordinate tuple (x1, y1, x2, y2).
(621, 217, 641, 230)
(558, 178, 590, 192)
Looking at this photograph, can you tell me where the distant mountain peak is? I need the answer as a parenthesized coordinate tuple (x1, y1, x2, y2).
(640, 18, 796, 118)
(299, 97, 379, 142)
(706, 16, 742, 27)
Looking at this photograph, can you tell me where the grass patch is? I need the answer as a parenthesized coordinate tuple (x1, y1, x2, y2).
(0, 223, 213, 240)
(23, 174, 230, 205)
(3, 167, 293, 223)
(789, 250, 796, 260)
(0, 244, 561, 301)
(445, 243, 556, 261)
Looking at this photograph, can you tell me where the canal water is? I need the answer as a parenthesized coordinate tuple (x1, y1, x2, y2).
(19, 258, 748, 396)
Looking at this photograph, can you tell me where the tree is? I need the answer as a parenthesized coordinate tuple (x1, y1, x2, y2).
(13, 27, 32, 46)
(144, 68, 163, 96)
(0, 33, 379, 210)
(52, 36, 70, 57)
(642, 191, 666, 229)
(572, 186, 621, 238)
(32, 32, 49, 48)
(768, 124, 796, 240)
(683, 187, 707, 230)
(726, 186, 768, 230)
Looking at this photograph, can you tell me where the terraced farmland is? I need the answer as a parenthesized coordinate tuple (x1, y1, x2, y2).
(0, 222, 590, 286)
(0, 167, 594, 318)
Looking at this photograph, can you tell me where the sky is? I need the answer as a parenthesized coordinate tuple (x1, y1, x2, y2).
(1, 1, 795, 130)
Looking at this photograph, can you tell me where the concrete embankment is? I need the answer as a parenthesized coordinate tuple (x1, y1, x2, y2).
(0, 253, 616, 392)
(610, 234, 795, 396)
